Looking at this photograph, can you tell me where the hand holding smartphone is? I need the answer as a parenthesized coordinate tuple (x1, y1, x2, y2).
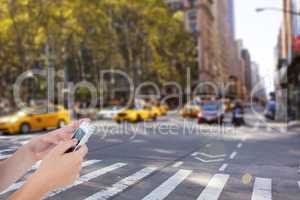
(66, 121, 95, 153)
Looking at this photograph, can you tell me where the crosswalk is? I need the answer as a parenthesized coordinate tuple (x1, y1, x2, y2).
(251, 178, 272, 200)
(0, 157, 299, 200)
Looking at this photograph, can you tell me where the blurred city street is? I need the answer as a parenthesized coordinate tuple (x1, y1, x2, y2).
(0, 0, 300, 199)
(0, 110, 299, 200)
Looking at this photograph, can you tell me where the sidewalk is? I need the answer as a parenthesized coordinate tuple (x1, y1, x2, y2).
(288, 120, 300, 131)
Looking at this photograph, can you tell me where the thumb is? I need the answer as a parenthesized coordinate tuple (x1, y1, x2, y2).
(52, 140, 78, 155)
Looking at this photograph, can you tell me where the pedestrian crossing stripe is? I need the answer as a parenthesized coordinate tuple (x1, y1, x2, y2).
(196, 174, 229, 200)
(47, 162, 127, 198)
(1, 159, 299, 200)
(0, 154, 10, 160)
(0, 160, 102, 196)
(141, 169, 192, 200)
(84, 167, 157, 200)
(251, 177, 272, 200)
(0, 148, 16, 154)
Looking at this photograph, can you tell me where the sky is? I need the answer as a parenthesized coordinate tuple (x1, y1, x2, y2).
(234, 0, 282, 93)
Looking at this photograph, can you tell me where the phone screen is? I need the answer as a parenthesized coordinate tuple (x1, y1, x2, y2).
(65, 128, 86, 153)
(72, 128, 86, 142)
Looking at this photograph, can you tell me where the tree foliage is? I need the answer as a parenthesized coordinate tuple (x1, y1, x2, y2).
(0, 0, 197, 98)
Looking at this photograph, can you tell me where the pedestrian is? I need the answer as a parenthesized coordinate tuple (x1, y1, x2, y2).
(0, 120, 88, 200)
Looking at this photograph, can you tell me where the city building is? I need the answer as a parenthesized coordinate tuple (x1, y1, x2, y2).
(241, 49, 252, 96)
(275, 0, 300, 121)
(227, 0, 236, 38)
(251, 62, 263, 101)
(165, 0, 236, 96)
(165, 0, 251, 100)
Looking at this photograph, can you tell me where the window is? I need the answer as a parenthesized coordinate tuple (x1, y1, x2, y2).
(187, 10, 197, 21)
(188, 0, 197, 7)
(189, 21, 198, 33)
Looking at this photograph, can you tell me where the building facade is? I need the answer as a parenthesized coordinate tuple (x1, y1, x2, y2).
(275, 0, 300, 121)
(165, 0, 250, 99)
(241, 49, 252, 96)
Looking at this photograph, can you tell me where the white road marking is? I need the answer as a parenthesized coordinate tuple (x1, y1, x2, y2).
(0, 160, 103, 196)
(0, 154, 10, 160)
(142, 169, 192, 200)
(205, 144, 212, 148)
(194, 157, 224, 163)
(196, 174, 230, 200)
(192, 152, 198, 156)
(251, 177, 272, 200)
(0, 149, 16, 154)
(229, 151, 237, 159)
(172, 161, 183, 168)
(47, 162, 127, 197)
(298, 181, 300, 189)
(219, 163, 228, 172)
(0, 180, 24, 196)
(199, 152, 226, 158)
(237, 143, 243, 148)
(85, 167, 157, 200)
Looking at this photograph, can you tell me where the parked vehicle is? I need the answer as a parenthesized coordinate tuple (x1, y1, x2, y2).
(180, 103, 201, 118)
(0, 105, 70, 134)
(198, 102, 225, 124)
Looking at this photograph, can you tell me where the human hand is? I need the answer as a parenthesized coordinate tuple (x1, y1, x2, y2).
(24, 119, 90, 162)
(30, 140, 88, 192)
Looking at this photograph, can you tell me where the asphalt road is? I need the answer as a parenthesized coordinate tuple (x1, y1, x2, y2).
(0, 112, 299, 200)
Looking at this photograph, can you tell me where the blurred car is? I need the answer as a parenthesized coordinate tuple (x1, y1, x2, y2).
(147, 106, 162, 120)
(158, 104, 168, 116)
(224, 102, 234, 112)
(113, 105, 153, 123)
(96, 106, 124, 120)
(0, 105, 70, 134)
(180, 103, 201, 118)
(198, 102, 225, 124)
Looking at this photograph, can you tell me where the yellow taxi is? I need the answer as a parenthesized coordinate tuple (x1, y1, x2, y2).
(147, 106, 162, 120)
(180, 103, 201, 118)
(113, 105, 153, 123)
(158, 104, 168, 116)
(0, 105, 70, 134)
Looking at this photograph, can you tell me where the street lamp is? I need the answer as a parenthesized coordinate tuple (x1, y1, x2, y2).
(256, 7, 300, 16)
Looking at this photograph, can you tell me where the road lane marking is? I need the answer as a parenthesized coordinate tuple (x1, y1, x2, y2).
(85, 167, 157, 200)
(219, 163, 228, 172)
(47, 162, 127, 197)
(172, 161, 183, 168)
(199, 152, 226, 158)
(0, 154, 11, 160)
(237, 143, 243, 148)
(194, 157, 224, 163)
(31, 159, 101, 171)
(0, 149, 16, 154)
(192, 152, 198, 156)
(142, 169, 192, 200)
(196, 174, 229, 200)
(0, 160, 103, 196)
(251, 177, 272, 200)
(229, 151, 237, 159)
(298, 181, 300, 189)
(205, 144, 212, 148)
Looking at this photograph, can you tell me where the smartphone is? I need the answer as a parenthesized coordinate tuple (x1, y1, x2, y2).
(66, 121, 95, 153)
